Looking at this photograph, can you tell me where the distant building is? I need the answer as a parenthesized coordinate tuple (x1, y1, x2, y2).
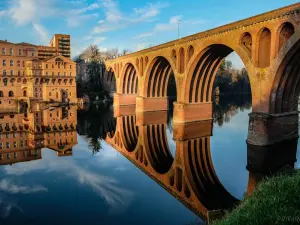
(0, 34, 76, 105)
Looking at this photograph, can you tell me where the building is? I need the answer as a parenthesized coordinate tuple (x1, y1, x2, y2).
(0, 34, 76, 106)
(0, 106, 77, 165)
(38, 34, 71, 60)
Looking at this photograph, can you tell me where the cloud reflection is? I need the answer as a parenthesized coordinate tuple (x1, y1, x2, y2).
(0, 179, 47, 194)
(2, 138, 134, 213)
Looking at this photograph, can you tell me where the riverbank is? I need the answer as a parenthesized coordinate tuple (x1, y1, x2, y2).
(214, 169, 300, 225)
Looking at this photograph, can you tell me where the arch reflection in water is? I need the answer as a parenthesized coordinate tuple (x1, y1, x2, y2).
(106, 108, 241, 221)
(104, 103, 300, 223)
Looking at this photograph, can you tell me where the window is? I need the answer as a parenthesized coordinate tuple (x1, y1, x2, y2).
(8, 91, 14, 97)
(10, 60, 13, 66)
(70, 72, 72, 76)
(48, 140, 50, 145)
(20, 140, 24, 147)
(0, 143, 2, 149)
(18, 71, 20, 76)
(9, 48, 13, 56)
(58, 72, 60, 76)
(46, 64, 48, 69)
(6, 133, 9, 138)
(13, 132, 16, 138)
(46, 72, 48, 76)
(0, 153, 2, 160)
(3, 70, 6, 76)
(17, 60, 20, 67)
(6, 142, 9, 149)
(52, 64, 54, 68)
(18, 49, 22, 56)
(22, 61, 25, 67)
(3, 60, 6, 66)
(0, 133, 2, 139)
(56, 92, 58, 98)
(2, 48, 6, 55)
(13, 142, 17, 148)
(70, 65, 72, 69)
(10, 70, 13, 76)
(3, 79, 8, 86)
(32, 51, 35, 56)
(50, 113, 52, 117)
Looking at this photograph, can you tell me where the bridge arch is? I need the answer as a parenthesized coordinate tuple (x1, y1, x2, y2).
(119, 63, 138, 95)
(184, 42, 253, 103)
(143, 56, 177, 99)
(270, 27, 300, 113)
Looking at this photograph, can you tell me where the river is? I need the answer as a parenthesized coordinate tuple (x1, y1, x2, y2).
(0, 94, 298, 225)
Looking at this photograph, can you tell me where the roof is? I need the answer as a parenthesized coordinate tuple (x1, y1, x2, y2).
(15, 42, 37, 47)
(0, 40, 14, 44)
(43, 55, 75, 63)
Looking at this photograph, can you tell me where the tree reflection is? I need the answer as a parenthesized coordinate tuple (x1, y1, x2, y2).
(77, 104, 116, 155)
(213, 94, 251, 127)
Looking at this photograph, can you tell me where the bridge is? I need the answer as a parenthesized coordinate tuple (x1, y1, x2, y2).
(105, 3, 300, 146)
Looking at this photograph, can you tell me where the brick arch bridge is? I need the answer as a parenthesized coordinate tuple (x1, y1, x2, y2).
(106, 3, 300, 146)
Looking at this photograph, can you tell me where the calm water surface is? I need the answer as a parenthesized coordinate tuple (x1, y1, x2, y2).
(0, 95, 298, 225)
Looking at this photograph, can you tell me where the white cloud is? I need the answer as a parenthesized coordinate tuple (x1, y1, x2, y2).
(134, 32, 154, 40)
(0, 179, 47, 194)
(92, 0, 169, 34)
(33, 23, 50, 45)
(136, 42, 150, 51)
(134, 15, 208, 40)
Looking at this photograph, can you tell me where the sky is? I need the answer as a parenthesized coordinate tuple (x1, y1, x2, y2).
(0, 0, 299, 68)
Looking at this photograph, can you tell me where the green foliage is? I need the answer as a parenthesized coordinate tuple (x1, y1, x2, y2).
(214, 170, 300, 225)
(214, 60, 250, 94)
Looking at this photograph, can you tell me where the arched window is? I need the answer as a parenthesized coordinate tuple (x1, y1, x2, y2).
(23, 90, 27, 97)
(10, 60, 13, 66)
(0, 91, 3, 97)
(8, 91, 14, 97)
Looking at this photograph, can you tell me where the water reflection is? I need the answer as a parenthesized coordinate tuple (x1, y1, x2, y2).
(0, 106, 77, 165)
(0, 94, 297, 224)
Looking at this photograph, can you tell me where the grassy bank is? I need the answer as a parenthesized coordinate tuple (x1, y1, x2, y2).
(214, 170, 300, 225)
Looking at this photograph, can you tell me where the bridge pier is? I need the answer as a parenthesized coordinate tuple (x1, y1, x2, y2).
(173, 119, 213, 141)
(247, 111, 299, 146)
(136, 110, 168, 126)
(114, 93, 137, 106)
(173, 102, 212, 124)
(136, 96, 168, 112)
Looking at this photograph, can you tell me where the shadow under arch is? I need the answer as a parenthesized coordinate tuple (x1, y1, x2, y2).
(143, 122, 174, 174)
(119, 115, 139, 152)
(184, 44, 252, 103)
(103, 67, 117, 93)
(183, 136, 239, 210)
(119, 63, 138, 95)
(143, 56, 177, 99)
(269, 36, 300, 113)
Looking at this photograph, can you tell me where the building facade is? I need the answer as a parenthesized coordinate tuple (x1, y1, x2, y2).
(0, 34, 76, 107)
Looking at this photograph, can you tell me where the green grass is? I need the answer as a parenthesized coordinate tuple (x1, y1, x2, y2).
(214, 170, 300, 225)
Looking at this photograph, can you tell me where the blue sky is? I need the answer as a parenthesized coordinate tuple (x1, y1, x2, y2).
(0, 0, 298, 67)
